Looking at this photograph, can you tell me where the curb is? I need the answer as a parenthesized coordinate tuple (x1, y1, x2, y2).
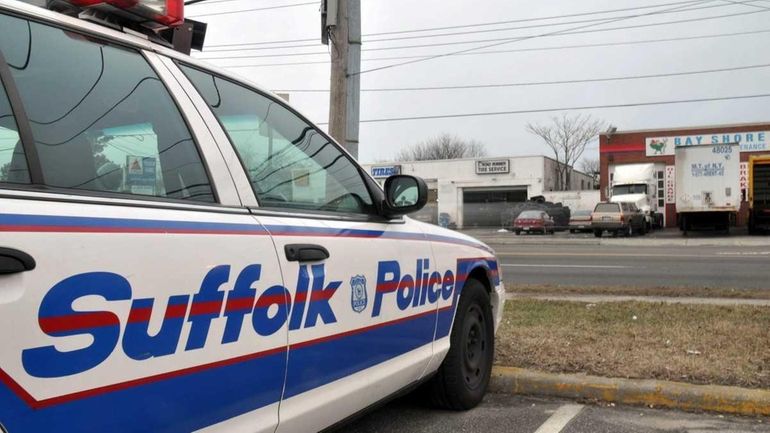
(489, 366, 770, 417)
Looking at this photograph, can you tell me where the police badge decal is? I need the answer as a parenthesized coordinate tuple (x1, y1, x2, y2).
(350, 275, 368, 313)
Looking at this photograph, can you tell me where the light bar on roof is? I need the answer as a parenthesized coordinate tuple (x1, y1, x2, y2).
(64, 0, 184, 28)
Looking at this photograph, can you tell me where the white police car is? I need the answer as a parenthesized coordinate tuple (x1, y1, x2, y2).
(0, 1, 505, 431)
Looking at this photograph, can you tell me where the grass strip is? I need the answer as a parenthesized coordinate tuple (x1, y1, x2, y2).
(494, 299, 770, 389)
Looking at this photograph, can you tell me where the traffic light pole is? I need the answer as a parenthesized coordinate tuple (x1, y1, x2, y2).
(328, 0, 361, 159)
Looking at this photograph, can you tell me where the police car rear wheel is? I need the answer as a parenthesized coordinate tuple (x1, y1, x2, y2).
(426, 279, 493, 410)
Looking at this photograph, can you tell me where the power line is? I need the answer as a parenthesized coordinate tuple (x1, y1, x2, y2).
(187, 0, 247, 5)
(313, 93, 770, 125)
(211, 28, 770, 68)
(198, 5, 767, 60)
(721, 0, 770, 9)
(202, 1, 757, 53)
(202, 0, 726, 49)
(364, 0, 759, 36)
(187, 1, 318, 18)
(352, 1, 762, 76)
(271, 63, 770, 93)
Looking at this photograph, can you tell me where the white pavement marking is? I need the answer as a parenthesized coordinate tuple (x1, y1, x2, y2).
(718, 251, 770, 256)
(533, 404, 584, 433)
(502, 264, 632, 269)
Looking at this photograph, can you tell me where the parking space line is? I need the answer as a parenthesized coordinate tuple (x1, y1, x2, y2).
(533, 404, 584, 433)
(502, 264, 632, 269)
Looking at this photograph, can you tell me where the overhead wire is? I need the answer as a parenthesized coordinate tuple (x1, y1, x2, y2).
(350, 0, 761, 77)
(270, 62, 770, 93)
(201, 0, 732, 48)
(201, 0, 763, 53)
(186, 0, 245, 5)
(313, 93, 770, 125)
(213, 28, 770, 68)
(197, 5, 769, 60)
(187, 1, 319, 18)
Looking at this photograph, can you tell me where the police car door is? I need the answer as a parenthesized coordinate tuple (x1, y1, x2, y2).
(172, 63, 439, 432)
(0, 11, 287, 433)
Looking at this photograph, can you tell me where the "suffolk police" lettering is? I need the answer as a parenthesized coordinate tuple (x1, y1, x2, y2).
(22, 264, 340, 378)
(22, 258, 474, 378)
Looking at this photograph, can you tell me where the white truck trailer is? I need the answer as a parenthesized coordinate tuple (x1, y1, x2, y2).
(609, 163, 665, 229)
(675, 143, 740, 234)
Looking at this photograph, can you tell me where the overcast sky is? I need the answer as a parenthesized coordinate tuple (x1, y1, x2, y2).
(188, 0, 770, 164)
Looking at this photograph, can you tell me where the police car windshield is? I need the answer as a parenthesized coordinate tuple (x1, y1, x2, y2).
(177, 64, 374, 214)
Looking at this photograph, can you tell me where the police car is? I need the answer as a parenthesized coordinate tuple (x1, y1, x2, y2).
(0, 1, 505, 431)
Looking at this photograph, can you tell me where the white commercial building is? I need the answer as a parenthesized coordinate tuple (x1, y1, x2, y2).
(362, 156, 597, 228)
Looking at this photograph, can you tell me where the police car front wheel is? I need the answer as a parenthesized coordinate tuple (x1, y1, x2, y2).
(426, 279, 494, 410)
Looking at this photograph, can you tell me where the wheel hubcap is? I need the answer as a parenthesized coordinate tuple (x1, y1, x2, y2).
(461, 305, 487, 389)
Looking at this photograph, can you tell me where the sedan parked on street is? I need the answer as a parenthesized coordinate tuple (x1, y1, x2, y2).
(568, 210, 593, 233)
(513, 210, 555, 235)
(591, 202, 646, 237)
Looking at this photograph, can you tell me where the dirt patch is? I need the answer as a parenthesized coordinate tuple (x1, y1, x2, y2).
(506, 283, 770, 300)
(494, 299, 770, 389)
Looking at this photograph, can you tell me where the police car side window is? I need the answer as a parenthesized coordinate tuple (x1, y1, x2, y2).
(177, 64, 374, 215)
(0, 14, 215, 203)
(0, 74, 29, 184)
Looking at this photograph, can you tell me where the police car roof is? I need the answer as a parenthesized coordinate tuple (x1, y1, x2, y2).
(0, 0, 287, 114)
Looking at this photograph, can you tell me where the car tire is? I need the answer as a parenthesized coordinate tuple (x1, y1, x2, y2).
(594, 230, 602, 238)
(515, 230, 521, 235)
(569, 229, 576, 234)
(425, 279, 494, 410)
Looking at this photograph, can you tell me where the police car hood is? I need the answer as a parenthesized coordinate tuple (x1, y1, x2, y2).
(406, 217, 495, 255)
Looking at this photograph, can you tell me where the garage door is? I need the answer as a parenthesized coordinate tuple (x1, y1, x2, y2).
(463, 187, 527, 228)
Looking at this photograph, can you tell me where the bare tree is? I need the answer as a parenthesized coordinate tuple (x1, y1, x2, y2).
(527, 114, 606, 191)
(395, 133, 487, 161)
(579, 157, 600, 184)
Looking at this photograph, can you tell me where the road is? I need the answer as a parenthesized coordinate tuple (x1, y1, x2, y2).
(337, 394, 769, 433)
(491, 243, 770, 289)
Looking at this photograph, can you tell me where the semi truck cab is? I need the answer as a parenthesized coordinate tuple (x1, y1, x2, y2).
(609, 163, 665, 229)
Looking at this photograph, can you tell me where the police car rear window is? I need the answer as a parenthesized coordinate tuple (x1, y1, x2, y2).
(0, 13, 215, 203)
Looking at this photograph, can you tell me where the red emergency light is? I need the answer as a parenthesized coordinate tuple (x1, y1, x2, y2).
(64, 0, 184, 28)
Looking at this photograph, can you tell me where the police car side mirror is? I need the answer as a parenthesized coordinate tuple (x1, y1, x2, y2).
(382, 175, 428, 218)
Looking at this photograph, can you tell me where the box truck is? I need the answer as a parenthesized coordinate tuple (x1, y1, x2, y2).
(748, 155, 770, 234)
(675, 143, 740, 234)
(609, 163, 665, 229)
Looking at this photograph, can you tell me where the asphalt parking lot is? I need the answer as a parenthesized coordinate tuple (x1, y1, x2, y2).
(338, 394, 770, 433)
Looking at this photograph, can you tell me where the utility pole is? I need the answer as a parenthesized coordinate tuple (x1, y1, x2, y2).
(325, 0, 361, 159)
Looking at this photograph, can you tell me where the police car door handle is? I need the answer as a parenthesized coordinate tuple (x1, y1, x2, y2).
(0, 247, 36, 274)
(284, 244, 330, 262)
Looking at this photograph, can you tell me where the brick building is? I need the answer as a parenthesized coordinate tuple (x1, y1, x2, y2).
(599, 122, 770, 228)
